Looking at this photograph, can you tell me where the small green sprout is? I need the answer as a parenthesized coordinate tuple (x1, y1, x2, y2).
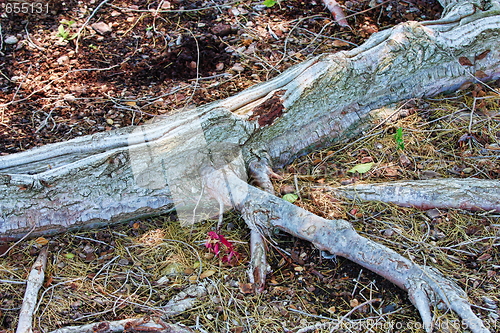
(394, 127, 405, 150)
(57, 20, 76, 40)
(263, 0, 277, 7)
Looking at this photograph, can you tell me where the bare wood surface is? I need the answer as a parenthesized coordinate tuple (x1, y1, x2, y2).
(16, 247, 48, 333)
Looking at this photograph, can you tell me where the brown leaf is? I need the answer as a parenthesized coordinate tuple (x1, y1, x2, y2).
(399, 154, 411, 168)
(477, 253, 491, 261)
(384, 167, 399, 177)
(44, 275, 53, 288)
(474, 70, 488, 79)
(239, 282, 254, 294)
(332, 40, 350, 47)
(0, 245, 10, 256)
(475, 50, 490, 60)
(459, 81, 472, 91)
(458, 57, 473, 66)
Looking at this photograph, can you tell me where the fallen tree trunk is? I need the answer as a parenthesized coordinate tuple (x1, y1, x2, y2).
(1, 0, 500, 331)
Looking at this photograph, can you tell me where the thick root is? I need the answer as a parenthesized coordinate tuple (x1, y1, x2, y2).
(203, 168, 491, 333)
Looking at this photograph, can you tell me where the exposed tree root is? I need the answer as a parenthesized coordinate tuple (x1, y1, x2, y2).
(48, 317, 194, 333)
(331, 178, 500, 212)
(203, 167, 491, 333)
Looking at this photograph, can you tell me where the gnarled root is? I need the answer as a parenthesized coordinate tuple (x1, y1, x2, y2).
(203, 167, 490, 333)
(245, 159, 276, 291)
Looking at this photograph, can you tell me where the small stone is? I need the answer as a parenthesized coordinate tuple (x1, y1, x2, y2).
(156, 276, 170, 284)
(57, 55, 70, 65)
(91, 22, 112, 35)
(425, 208, 442, 219)
(382, 228, 394, 237)
(10, 76, 24, 82)
(230, 7, 240, 16)
(106, 118, 114, 125)
(160, 1, 171, 9)
(5, 35, 18, 44)
(231, 63, 245, 72)
(118, 258, 129, 265)
(211, 23, 232, 37)
(382, 303, 397, 313)
(83, 244, 94, 254)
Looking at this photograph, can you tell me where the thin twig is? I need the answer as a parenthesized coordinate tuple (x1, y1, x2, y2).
(0, 225, 37, 258)
(75, 0, 112, 53)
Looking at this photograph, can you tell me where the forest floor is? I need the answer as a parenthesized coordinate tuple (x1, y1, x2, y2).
(0, 0, 499, 332)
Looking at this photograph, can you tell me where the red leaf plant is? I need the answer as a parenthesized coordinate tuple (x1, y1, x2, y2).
(205, 231, 240, 265)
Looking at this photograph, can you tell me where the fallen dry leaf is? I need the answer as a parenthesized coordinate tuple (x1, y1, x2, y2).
(200, 269, 216, 279)
(239, 282, 254, 294)
(35, 237, 49, 245)
(459, 56, 473, 66)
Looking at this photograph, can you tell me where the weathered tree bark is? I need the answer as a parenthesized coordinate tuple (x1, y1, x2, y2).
(331, 178, 500, 212)
(1, 0, 500, 331)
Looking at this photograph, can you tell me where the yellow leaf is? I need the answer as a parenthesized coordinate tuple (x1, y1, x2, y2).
(348, 162, 374, 174)
(35, 237, 49, 245)
(200, 269, 216, 279)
